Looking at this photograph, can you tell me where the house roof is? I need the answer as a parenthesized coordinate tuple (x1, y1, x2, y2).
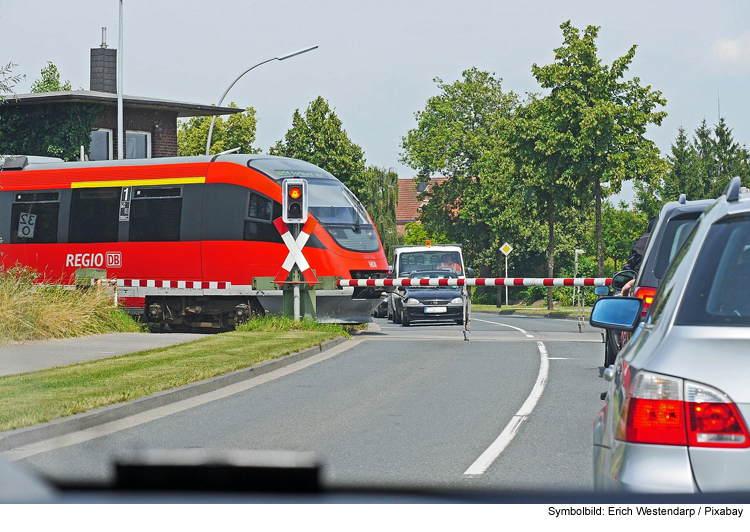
(396, 176, 448, 224)
(2, 91, 242, 117)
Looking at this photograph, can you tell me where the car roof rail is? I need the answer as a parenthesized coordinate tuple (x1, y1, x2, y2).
(724, 176, 741, 202)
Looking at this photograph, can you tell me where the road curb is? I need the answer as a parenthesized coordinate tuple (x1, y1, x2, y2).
(479, 310, 588, 322)
(0, 336, 348, 451)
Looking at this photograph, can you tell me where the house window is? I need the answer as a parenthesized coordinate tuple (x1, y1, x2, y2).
(90, 129, 113, 160)
(11, 192, 60, 244)
(125, 130, 151, 159)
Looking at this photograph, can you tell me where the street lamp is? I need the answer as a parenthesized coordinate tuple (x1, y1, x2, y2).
(117, 0, 124, 159)
(205, 45, 318, 155)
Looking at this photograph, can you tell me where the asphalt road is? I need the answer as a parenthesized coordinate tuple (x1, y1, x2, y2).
(11, 313, 607, 493)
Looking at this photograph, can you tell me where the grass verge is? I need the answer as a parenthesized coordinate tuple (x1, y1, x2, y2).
(472, 304, 591, 318)
(0, 317, 348, 433)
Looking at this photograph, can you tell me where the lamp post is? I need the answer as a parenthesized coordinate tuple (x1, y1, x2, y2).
(205, 45, 318, 155)
(117, 0, 124, 159)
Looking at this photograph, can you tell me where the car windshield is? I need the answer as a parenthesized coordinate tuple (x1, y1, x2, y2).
(410, 271, 457, 279)
(677, 216, 750, 326)
(398, 251, 462, 276)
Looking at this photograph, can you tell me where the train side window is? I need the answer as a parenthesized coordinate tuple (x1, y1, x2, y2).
(129, 186, 182, 242)
(69, 188, 120, 243)
(11, 192, 60, 244)
(247, 191, 272, 221)
(243, 191, 282, 243)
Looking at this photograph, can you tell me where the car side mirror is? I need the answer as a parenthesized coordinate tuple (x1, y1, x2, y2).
(465, 267, 475, 278)
(594, 286, 610, 297)
(611, 269, 637, 291)
(590, 297, 644, 332)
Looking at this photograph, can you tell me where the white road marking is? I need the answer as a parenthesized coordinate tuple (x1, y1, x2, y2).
(463, 341, 549, 476)
(5, 340, 361, 461)
(472, 317, 535, 338)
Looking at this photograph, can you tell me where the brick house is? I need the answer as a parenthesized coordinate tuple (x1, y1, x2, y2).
(395, 177, 448, 235)
(2, 43, 239, 160)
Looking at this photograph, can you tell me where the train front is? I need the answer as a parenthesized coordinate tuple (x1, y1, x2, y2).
(242, 156, 389, 323)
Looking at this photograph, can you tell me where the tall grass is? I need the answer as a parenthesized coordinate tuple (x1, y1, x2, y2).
(0, 265, 142, 343)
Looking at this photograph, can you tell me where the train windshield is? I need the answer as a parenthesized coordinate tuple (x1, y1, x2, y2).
(247, 157, 380, 252)
(308, 179, 380, 253)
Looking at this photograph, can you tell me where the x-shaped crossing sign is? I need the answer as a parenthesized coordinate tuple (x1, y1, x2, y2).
(273, 217, 319, 285)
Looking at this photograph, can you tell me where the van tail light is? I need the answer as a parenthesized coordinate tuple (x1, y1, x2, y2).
(685, 382, 750, 448)
(633, 285, 657, 317)
(617, 371, 750, 448)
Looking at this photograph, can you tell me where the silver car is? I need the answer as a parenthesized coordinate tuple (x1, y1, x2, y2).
(591, 177, 750, 492)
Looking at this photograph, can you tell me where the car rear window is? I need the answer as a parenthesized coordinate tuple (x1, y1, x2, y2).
(676, 216, 750, 327)
(652, 213, 701, 280)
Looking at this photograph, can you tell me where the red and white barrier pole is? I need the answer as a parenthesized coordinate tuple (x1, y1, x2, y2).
(337, 278, 612, 288)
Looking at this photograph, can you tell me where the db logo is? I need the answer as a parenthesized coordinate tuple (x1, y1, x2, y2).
(66, 252, 122, 268)
(106, 252, 122, 268)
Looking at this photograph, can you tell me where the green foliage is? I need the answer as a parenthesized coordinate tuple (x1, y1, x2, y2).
(0, 62, 23, 103)
(360, 165, 400, 257)
(30, 61, 72, 93)
(270, 96, 367, 197)
(400, 68, 531, 276)
(0, 102, 102, 160)
(177, 102, 259, 155)
(522, 21, 667, 277)
(636, 119, 750, 215)
(402, 222, 448, 246)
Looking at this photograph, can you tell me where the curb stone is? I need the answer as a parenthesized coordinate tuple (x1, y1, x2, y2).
(0, 336, 348, 451)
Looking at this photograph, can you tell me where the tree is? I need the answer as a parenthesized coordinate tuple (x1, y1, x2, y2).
(30, 61, 72, 93)
(270, 96, 367, 199)
(635, 118, 750, 215)
(1, 62, 23, 103)
(528, 21, 667, 277)
(177, 103, 259, 155)
(400, 68, 529, 282)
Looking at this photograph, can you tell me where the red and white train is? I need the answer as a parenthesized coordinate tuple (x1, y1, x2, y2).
(0, 154, 389, 329)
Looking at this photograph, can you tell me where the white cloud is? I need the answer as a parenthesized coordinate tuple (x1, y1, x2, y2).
(711, 32, 750, 67)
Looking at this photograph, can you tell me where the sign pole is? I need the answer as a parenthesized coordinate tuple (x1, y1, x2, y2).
(500, 242, 513, 307)
(505, 254, 509, 306)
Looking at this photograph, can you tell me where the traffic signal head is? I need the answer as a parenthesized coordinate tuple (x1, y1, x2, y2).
(282, 178, 308, 224)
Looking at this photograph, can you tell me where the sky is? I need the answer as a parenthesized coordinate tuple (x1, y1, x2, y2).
(2, 1, 750, 203)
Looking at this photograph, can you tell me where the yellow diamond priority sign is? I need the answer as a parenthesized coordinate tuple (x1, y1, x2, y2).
(500, 242, 513, 256)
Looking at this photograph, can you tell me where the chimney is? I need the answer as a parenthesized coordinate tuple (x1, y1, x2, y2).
(90, 27, 117, 93)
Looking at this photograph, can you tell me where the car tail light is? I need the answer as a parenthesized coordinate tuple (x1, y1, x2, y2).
(633, 285, 657, 317)
(617, 372, 687, 445)
(685, 382, 750, 448)
(617, 371, 750, 448)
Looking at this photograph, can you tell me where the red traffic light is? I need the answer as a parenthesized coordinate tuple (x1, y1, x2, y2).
(289, 187, 302, 200)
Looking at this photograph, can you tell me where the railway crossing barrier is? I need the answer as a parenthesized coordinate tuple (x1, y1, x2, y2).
(336, 277, 613, 339)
